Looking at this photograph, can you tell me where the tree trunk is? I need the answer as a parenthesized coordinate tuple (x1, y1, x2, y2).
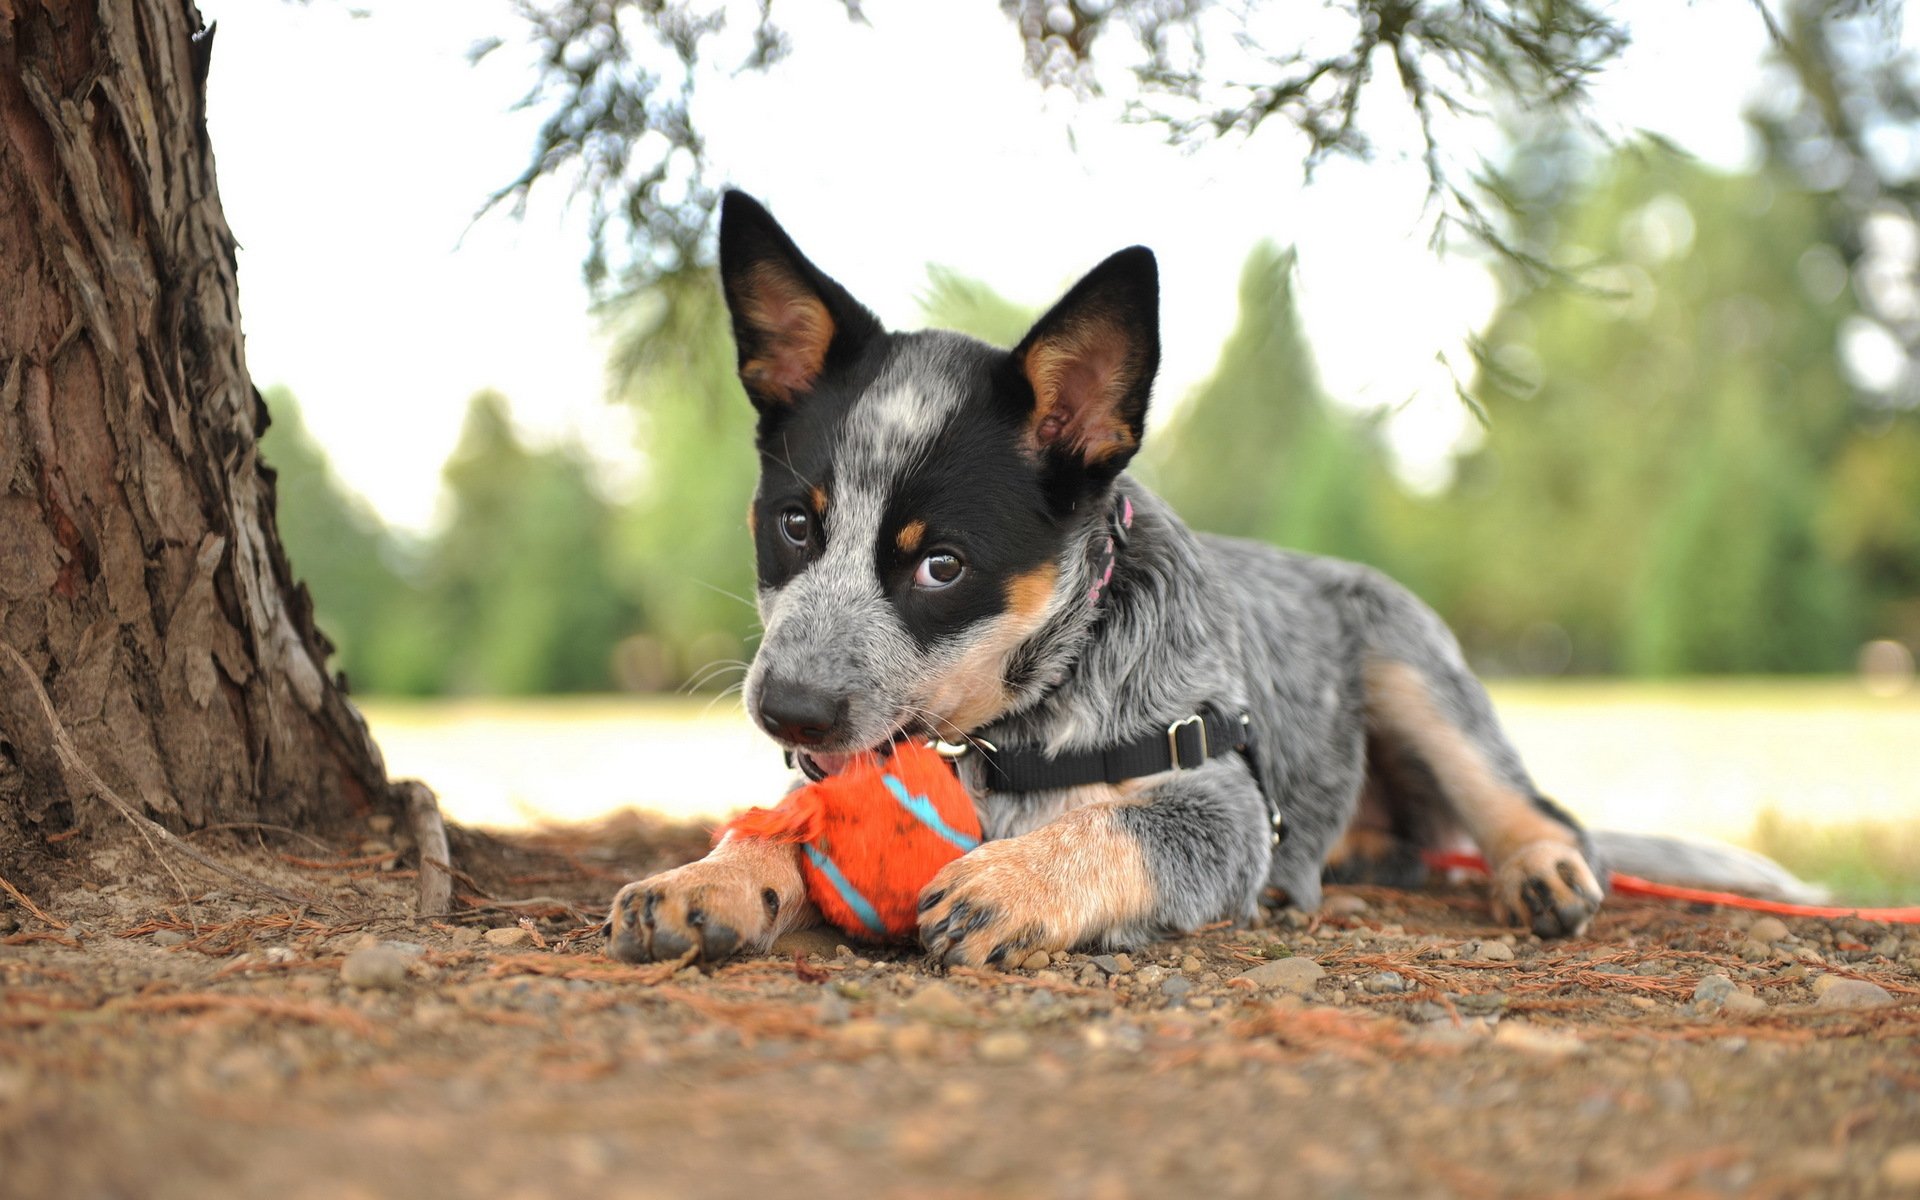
(0, 2, 415, 878)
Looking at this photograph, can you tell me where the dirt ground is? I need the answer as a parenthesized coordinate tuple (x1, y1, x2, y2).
(4, 814, 1919, 1200)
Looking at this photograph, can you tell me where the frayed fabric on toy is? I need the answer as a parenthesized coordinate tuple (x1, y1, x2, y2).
(720, 740, 981, 939)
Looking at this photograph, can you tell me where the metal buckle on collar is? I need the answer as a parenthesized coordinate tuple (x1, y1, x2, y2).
(932, 737, 996, 761)
(1166, 715, 1208, 771)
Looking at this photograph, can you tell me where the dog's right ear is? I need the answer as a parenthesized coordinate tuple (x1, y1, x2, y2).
(719, 191, 882, 411)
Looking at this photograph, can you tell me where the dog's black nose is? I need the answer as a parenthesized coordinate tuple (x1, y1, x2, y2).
(755, 678, 848, 746)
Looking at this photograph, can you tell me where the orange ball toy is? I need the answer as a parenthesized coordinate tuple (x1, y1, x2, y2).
(721, 740, 981, 940)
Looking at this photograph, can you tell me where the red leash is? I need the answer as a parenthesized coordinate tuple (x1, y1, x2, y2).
(1423, 850, 1920, 925)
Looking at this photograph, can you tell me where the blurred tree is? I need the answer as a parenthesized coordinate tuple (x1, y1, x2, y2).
(1433, 150, 1877, 674)
(919, 266, 1042, 349)
(604, 274, 762, 690)
(258, 389, 422, 693)
(426, 392, 638, 694)
(1147, 242, 1392, 561)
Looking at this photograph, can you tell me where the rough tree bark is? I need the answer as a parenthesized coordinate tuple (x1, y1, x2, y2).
(0, 0, 445, 909)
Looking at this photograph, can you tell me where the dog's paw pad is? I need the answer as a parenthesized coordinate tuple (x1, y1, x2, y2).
(1492, 840, 1603, 938)
(916, 854, 1060, 968)
(605, 867, 756, 964)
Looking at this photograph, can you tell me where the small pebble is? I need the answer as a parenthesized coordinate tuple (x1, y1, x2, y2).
(813, 993, 850, 1025)
(1237, 957, 1324, 996)
(1362, 971, 1410, 994)
(889, 1024, 935, 1057)
(1882, 1143, 1920, 1187)
(1091, 954, 1127, 976)
(1021, 950, 1052, 971)
(1747, 916, 1791, 944)
(340, 945, 410, 990)
(1160, 976, 1193, 1002)
(483, 927, 531, 948)
(1180, 955, 1203, 973)
(150, 930, 188, 947)
(1493, 1022, 1584, 1059)
(1134, 964, 1168, 985)
(977, 1031, 1031, 1064)
(1720, 991, 1767, 1017)
(1692, 974, 1737, 1004)
(1813, 978, 1894, 1010)
(1322, 893, 1369, 917)
(1472, 940, 1514, 962)
(903, 982, 973, 1023)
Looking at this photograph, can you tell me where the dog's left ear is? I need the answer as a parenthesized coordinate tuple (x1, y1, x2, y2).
(1012, 246, 1160, 478)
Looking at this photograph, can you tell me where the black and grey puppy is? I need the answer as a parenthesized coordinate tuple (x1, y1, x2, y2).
(606, 191, 1610, 967)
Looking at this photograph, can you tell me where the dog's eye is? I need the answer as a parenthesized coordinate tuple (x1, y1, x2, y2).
(779, 507, 812, 547)
(913, 551, 964, 589)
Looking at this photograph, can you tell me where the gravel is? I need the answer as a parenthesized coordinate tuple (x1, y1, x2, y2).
(339, 945, 411, 990)
(1237, 956, 1325, 996)
(1812, 978, 1895, 1011)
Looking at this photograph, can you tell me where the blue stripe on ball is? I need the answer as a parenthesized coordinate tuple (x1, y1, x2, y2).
(803, 842, 886, 936)
(882, 774, 980, 853)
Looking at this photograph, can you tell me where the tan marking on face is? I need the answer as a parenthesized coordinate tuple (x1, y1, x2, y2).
(739, 263, 835, 404)
(1022, 320, 1140, 464)
(917, 803, 1156, 964)
(1362, 658, 1577, 865)
(810, 485, 829, 515)
(921, 563, 1060, 733)
(895, 519, 926, 554)
(1004, 562, 1058, 621)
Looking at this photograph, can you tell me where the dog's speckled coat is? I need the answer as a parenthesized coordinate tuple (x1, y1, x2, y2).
(607, 193, 1606, 968)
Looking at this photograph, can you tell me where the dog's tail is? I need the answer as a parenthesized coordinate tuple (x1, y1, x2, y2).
(1588, 830, 1830, 906)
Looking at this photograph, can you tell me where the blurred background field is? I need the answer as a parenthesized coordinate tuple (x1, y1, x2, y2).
(189, 2, 1920, 906)
(365, 680, 1920, 905)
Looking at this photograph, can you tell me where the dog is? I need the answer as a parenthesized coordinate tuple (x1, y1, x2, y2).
(605, 190, 1616, 967)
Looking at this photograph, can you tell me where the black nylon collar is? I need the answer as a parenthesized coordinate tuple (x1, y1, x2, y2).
(973, 704, 1251, 793)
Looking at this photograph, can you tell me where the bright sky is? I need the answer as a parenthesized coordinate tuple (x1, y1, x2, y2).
(201, 0, 1777, 531)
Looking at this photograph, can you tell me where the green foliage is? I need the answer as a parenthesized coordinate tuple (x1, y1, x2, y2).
(263, 387, 636, 696)
(919, 267, 1040, 349)
(605, 273, 763, 690)
(259, 389, 420, 692)
(425, 392, 637, 694)
(1146, 243, 1392, 562)
(1417, 150, 1913, 674)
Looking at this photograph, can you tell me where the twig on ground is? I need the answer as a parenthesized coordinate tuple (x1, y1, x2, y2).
(116, 993, 379, 1037)
(399, 779, 453, 918)
(0, 871, 67, 929)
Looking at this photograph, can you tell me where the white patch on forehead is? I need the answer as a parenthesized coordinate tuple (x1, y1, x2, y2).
(842, 336, 973, 473)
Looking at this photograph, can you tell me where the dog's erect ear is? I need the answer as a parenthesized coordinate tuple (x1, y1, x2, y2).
(1012, 247, 1160, 475)
(719, 191, 882, 410)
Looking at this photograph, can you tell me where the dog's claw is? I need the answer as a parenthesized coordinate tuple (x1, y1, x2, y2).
(1494, 840, 1603, 938)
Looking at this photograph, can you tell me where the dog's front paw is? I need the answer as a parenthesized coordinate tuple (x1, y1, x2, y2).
(606, 859, 784, 964)
(916, 842, 1068, 968)
(1491, 840, 1604, 937)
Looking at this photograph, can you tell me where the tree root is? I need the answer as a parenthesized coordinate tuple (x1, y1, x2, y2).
(0, 644, 335, 916)
(399, 779, 453, 918)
